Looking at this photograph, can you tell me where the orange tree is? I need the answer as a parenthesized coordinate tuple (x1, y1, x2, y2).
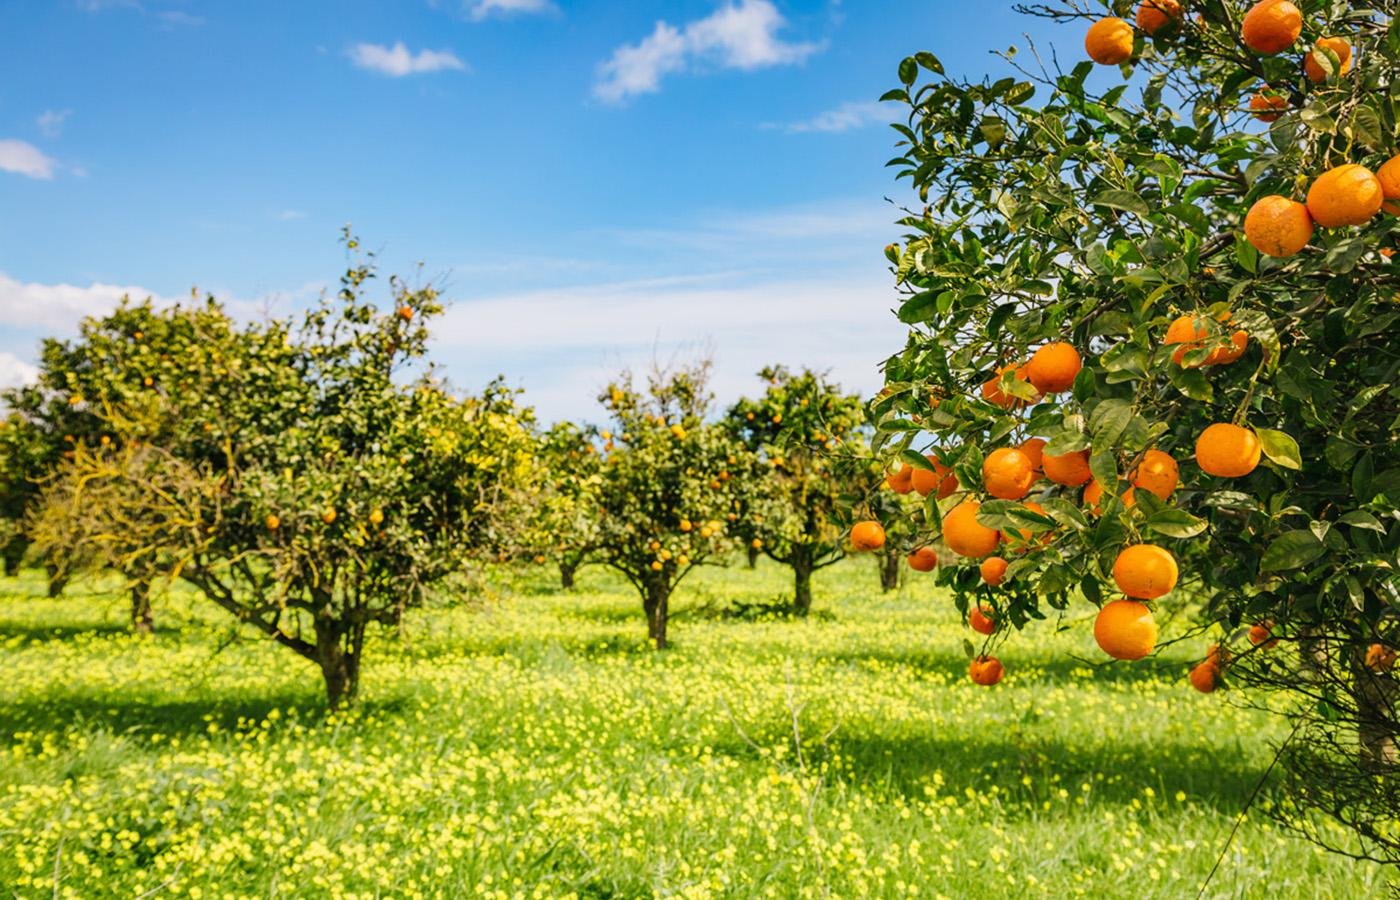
(592, 361, 748, 648)
(878, 0, 1399, 859)
(723, 366, 868, 614)
(512, 419, 604, 589)
(27, 235, 535, 707)
(1, 298, 236, 614)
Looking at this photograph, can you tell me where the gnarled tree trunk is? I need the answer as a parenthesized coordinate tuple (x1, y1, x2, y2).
(792, 547, 813, 617)
(643, 578, 670, 650)
(314, 614, 365, 710)
(2, 534, 26, 577)
(879, 548, 900, 593)
(560, 561, 577, 590)
(746, 543, 759, 569)
(45, 561, 68, 598)
(130, 582, 154, 635)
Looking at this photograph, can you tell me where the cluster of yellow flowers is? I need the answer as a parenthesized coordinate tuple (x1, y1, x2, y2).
(0, 566, 1384, 896)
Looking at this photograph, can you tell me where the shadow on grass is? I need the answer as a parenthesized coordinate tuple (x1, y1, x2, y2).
(0, 621, 140, 644)
(0, 690, 412, 740)
(812, 646, 1179, 685)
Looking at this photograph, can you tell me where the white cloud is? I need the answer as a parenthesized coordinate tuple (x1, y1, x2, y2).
(0, 140, 57, 180)
(37, 109, 73, 139)
(0, 352, 39, 392)
(0, 272, 173, 332)
(278, 209, 307, 221)
(771, 100, 891, 134)
(466, 0, 556, 21)
(594, 0, 821, 103)
(348, 42, 467, 77)
(156, 10, 204, 27)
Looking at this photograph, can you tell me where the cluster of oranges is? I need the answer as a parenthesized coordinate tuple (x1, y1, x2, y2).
(1245, 158, 1400, 258)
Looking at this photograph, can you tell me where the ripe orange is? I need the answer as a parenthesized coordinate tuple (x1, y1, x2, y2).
(1307, 164, 1384, 228)
(321, 508, 337, 525)
(942, 500, 1000, 558)
(907, 547, 938, 572)
(1248, 91, 1289, 122)
(979, 556, 1009, 587)
(1043, 448, 1092, 487)
(1112, 544, 1179, 600)
(1094, 599, 1158, 661)
(1376, 154, 1400, 215)
(1135, 0, 1181, 36)
(1196, 423, 1261, 478)
(1248, 620, 1279, 649)
(1019, 437, 1047, 474)
(265, 514, 280, 531)
(851, 520, 886, 551)
(969, 605, 997, 634)
(1164, 313, 1248, 367)
(886, 464, 915, 494)
(1241, 0, 1302, 55)
(1131, 449, 1179, 500)
(1365, 643, 1397, 672)
(1304, 36, 1352, 82)
(1189, 660, 1221, 693)
(1085, 17, 1134, 65)
(398, 305, 414, 321)
(1244, 195, 1313, 257)
(1024, 342, 1082, 394)
(1083, 478, 1135, 515)
(911, 455, 959, 498)
(968, 655, 1005, 686)
(981, 363, 1037, 409)
(982, 447, 1035, 501)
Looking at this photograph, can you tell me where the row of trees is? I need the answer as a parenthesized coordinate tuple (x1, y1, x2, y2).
(0, 235, 938, 706)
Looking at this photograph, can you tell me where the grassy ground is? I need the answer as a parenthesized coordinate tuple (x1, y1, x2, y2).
(0, 559, 1388, 898)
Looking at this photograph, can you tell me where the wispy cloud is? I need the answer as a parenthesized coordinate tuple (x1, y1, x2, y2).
(594, 0, 822, 104)
(768, 100, 891, 134)
(278, 210, 307, 221)
(36, 109, 73, 139)
(0, 272, 175, 332)
(0, 352, 39, 392)
(0, 140, 58, 180)
(348, 41, 468, 77)
(466, 0, 556, 21)
(156, 10, 204, 27)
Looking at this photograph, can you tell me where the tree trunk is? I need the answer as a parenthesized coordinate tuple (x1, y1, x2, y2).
(130, 582, 154, 636)
(1357, 662, 1398, 772)
(792, 550, 813, 617)
(45, 561, 68, 598)
(642, 578, 670, 650)
(746, 544, 759, 569)
(314, 616, 363, 710)
(2, 534, 26, 577)
(560, 561, 576, 590)
(879, 549, 900, 592)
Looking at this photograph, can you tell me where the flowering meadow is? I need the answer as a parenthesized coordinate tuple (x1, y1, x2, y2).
(0, 560, 1387, 898)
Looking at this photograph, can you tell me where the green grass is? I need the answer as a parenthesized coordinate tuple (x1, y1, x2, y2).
(0, 559, 1388, 898)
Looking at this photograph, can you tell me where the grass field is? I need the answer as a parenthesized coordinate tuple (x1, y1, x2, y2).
(0, 559, 1388, 898)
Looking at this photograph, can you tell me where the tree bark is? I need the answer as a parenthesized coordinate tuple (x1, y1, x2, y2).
(643, 578, 670, 650)
(792, 548, 813, 617)
(45, 561, 68, 598)
(879, 549, 900, 592)
(314, 615, 364, 710)
(130, 582, 154, 636)
(1357, 654, 1398, 772)
(746, 544, 759, 569)
(2, 534, 26, 577)
(560, 561, 577, 591)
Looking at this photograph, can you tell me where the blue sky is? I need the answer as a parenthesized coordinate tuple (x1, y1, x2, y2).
(0, 0, 1055, 420)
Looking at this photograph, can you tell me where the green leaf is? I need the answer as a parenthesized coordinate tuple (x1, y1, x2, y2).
(1256, 428, 1301, 470)
(1337, 510, 1384, 532)
(1143, 509, 1208, 539)
(1259, 530, 1326, 573)
(900, 448, 936, 471)
(1091, 190, 1150, 218)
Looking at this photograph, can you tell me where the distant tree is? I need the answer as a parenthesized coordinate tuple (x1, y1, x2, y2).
(30, 234, 535, 706)
(591, 361, 748, 648)
(513, 420, 604, 590)
(724, 366, 868, 614)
